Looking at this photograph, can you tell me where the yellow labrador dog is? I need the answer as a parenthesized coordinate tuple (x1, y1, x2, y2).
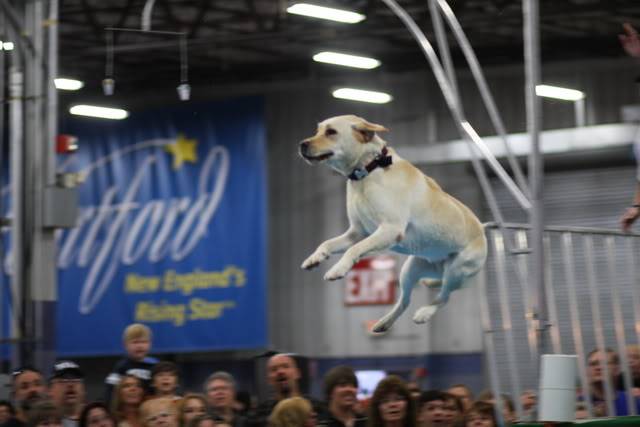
(299, 115, 487, 333)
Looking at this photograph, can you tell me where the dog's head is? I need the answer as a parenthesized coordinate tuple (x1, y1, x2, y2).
(299, 115, 389, 174)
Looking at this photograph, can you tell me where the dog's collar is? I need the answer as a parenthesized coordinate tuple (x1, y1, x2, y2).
(348, 147, 392, 181)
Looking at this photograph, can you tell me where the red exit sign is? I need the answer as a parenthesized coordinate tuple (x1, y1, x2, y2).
(345, 256, 397, 306)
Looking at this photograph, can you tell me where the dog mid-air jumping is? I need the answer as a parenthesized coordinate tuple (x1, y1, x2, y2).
(299, 115, 487, 333)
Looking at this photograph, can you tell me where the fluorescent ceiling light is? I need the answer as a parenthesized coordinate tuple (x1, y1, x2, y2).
(535, 84, 585, 101)
(0, 41, 14, 51)
(55, 78, 84, 91)
(332, 88, 392, 104)
(313, 51, 380, 69)
(287, 3, 365, 24)
(69, 105, 129, 120)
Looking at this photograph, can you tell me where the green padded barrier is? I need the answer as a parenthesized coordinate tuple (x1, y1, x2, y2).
(517, 417, 640, 426)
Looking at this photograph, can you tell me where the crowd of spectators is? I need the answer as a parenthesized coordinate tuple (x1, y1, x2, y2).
(5, 323, 640, 427)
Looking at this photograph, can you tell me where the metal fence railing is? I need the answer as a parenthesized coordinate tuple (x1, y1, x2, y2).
(481, 223, 640, 421)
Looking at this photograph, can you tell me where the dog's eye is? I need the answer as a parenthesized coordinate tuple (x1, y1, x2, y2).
(325, 128, 337, 136)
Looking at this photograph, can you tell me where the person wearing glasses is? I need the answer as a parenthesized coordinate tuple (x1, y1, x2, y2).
(48, 361, 86, 427)
(580, 348, 640, 417)
(204, 372, 246, 427)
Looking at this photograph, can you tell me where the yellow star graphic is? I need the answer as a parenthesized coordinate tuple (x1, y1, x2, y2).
(165, 134, 198, 170)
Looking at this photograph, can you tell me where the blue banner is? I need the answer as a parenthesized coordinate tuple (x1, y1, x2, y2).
(48, 97, 267, 356)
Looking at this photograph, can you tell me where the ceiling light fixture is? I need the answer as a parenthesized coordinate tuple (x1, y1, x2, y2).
(535, 84, 585, 101)
(332, 88, 392, 104)
(69, 105, 129, 120)
(0, 41, 14, 51)
(54, 78, 84, 91)
(287, 3, 365, 24)
(313, 51, 380, 69)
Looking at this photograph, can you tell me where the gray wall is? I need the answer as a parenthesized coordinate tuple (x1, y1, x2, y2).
(263, 56, 640, 357)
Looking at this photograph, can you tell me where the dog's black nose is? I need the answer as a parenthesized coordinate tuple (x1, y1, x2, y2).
(299, 140, 309, 156)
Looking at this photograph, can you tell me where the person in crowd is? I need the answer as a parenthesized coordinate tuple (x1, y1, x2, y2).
(11, 367, 47, 425)
(251, 354, 325, 427)
(417, 391, 445, 427)
(444, 386, 472, 414)
(475, 391, 515, 425)
(204, 372, 246, 427)
(0, 401, 16, 426)
(582, 347, 640, 417)
(48, 361, 86, 427)
(139, 398, 176, 427)
(319, 365, 366, 427)
(151, 363, 181, 400)
(417, 390, 461, 427)
(620, 22, 640, 59)
(79, 402, 116, 427)
(462, 402, 495, 427)
(233, 392, 253, 418)
(405, 384, 421, 403)
(111, 375, 146, 427)
(627, 344, 640, 387)
(268, 398, 315, 427)
(619, 22, 640, 231)
(26, 401, 62, 427)
(367, 376, 416, 427)
(440, 394, 461, 427)
(176, 394, 207, 427)
(519, 390, 537, 422)
(186, 415, 216, 427)
(105, 324, 158, 403)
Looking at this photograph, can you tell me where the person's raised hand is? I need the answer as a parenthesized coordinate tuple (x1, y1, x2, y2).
(620, 206, 640, 232)
(619, 23, 640, 58)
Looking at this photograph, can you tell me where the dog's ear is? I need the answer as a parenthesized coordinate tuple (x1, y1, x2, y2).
(351, 120, 389, 143)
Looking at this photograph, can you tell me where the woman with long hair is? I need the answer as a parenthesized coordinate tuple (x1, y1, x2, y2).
(111, 375, 146, 427)
(79, 402, 116, 427)
(368, 376, 416, 427)
(176, 394, 208, 427)
(186, 415, 217, 427)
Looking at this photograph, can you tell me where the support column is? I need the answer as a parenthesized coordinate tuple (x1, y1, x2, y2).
(523, 0, 548, 362)
(4, 0, 58, 372)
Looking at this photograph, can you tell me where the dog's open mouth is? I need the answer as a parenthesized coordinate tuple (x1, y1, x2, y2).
(303, 151, 334, 162)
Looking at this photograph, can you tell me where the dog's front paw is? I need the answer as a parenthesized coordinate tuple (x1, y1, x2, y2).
(413, 305, 438, 324)
(301, 250, 329, 270)
(323, 260, 353, 281)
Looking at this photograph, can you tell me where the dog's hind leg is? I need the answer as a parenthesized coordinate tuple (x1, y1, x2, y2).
(371, 256, 443, 333)
(413, 235, 487, 324)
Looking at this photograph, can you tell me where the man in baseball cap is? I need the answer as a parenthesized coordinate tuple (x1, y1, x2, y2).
(48, 361, 85, 427)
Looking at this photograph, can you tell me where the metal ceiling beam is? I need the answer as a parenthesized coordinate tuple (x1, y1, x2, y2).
(245, 0, 266, 32)
(188, 0, 214, 39)
(113, 0, 137, 44)
(80, 0, 106, 42)
(0, 0, 36, 54)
